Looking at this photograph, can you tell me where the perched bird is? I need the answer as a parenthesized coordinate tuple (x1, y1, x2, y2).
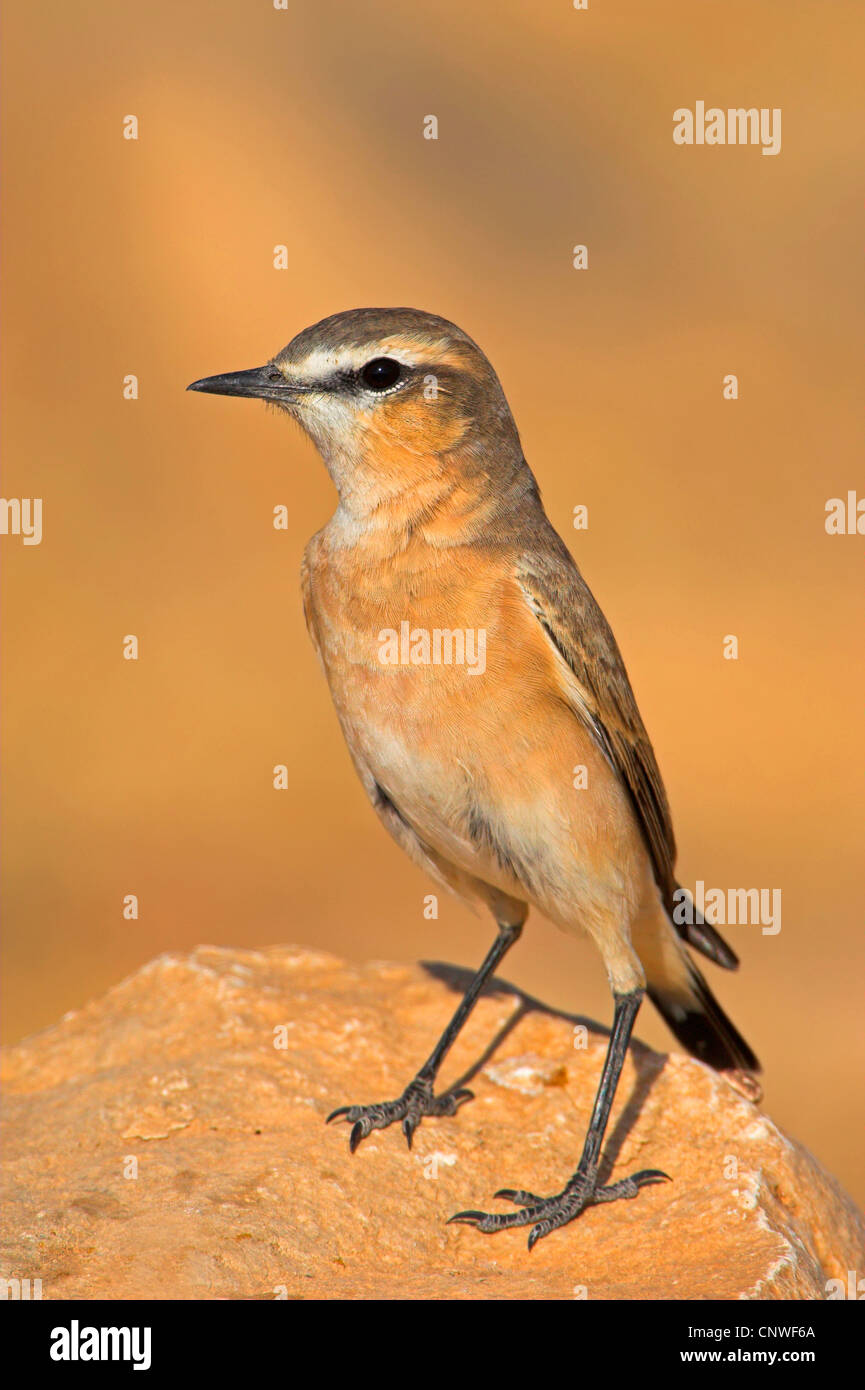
(188, 308, 759, 1249)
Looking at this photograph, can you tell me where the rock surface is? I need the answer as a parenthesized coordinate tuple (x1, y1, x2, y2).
(2, 946, 862, 1300)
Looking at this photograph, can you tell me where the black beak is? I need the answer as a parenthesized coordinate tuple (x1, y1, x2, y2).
(186, 366, 306, 403)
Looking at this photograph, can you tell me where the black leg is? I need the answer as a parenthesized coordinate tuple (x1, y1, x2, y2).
(327, 921, 523, 1151)
(449, 987, 670, 1248)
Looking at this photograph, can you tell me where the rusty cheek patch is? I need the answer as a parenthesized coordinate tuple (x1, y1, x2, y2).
(369, 393, 469, 456)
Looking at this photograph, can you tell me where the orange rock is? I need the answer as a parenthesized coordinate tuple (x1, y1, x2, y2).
(1, 945, 862, 1300)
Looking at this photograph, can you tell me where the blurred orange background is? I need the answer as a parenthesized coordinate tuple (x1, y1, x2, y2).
(2, 2, 863, 1205)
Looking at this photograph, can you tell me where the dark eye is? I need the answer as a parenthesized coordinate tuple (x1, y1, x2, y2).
(360, 357, 402, 391)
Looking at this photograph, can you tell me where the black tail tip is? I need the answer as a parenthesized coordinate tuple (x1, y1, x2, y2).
(648, 983, 760, 1076)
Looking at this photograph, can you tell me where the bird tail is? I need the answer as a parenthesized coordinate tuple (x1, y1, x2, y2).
(648, 963, 760, 1074)
(633, 908, 760, 1074)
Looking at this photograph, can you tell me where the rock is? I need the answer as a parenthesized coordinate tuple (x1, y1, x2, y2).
(1, 945, 862, 1300)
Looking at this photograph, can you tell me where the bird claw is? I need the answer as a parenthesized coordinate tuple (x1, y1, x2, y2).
(494, 1187, 545, 1207)
(449, 1167, 671, 1247)
(590, 1168, 671, 1203)
(326, 1079, 474, 1151)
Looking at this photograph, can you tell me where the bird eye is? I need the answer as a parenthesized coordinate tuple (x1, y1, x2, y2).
(360, 357, 403, 391)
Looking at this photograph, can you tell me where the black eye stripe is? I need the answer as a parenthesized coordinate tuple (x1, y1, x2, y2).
(360, 357, 403, 391)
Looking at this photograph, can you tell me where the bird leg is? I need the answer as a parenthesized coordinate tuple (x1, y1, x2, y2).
(327, 921, 522, 1151)
(449, 987, 670, 1249)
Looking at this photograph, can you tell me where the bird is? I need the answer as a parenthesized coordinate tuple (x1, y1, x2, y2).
(188, 307, 759, 1250)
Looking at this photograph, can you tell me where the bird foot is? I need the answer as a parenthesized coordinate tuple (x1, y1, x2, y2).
(327, 1076, 474, 1151)
(448, 1167, 670, 1249)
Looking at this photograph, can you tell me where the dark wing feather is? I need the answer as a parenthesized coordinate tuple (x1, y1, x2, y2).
(517, 536, 677, 908)
(516, 530, 738, 971)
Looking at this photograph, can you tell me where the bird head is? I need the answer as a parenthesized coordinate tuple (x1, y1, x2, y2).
(188, 308, 527, 523)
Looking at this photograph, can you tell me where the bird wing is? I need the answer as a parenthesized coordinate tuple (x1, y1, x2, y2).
(300, 543, 326, 669)
(515, 528, 739, 971)
(515, 531, 678, 913)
